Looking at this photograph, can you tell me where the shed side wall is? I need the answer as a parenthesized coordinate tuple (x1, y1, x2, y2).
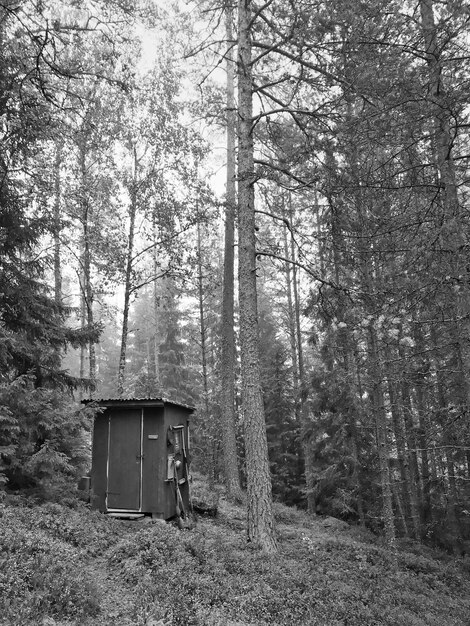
(163, 404, 192, 518)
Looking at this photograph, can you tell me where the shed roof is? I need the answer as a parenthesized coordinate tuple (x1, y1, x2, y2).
(82, 397, 195, 412)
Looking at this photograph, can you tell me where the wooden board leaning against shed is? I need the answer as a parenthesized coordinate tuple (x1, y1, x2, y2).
(83, 397, 194, 520)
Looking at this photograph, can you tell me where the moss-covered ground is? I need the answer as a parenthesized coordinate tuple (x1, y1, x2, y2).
(1, 486, 469, 625)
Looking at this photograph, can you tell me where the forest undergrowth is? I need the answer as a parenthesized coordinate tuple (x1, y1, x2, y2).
(1, 479, 470, 626)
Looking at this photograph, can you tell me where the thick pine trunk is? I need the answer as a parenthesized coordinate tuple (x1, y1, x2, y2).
(237, 0, 276, 552)
(220, 3, 243, 501)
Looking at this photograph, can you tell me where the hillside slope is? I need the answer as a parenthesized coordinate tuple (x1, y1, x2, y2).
(1, 491, 469, 626)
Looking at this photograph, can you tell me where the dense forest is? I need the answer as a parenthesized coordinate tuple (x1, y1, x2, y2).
(1, 0, 470, 557)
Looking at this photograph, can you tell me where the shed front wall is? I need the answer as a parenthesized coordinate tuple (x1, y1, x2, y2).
(90, 401, 192, 518)
(107, 409, 143, 510)
(141, 407, 165, 516)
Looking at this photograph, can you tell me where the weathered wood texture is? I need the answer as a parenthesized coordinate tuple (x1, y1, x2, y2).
(90, 398, 192, 519)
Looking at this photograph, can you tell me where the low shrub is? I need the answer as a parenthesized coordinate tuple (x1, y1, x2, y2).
(1, 492, 470, 625)
(0, 507, 101, 624)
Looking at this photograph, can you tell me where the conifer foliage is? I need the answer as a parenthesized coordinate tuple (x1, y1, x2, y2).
(0, 1, 115, 492)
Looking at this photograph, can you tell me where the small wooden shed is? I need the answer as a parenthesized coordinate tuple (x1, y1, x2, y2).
(86, 397, 194, 520)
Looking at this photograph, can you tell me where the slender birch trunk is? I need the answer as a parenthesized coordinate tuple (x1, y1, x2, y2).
(53, 141, 62, 306)
(78, 141, 96, 392)
(152, 216, 162, 395)
(117, 147, 138, 397)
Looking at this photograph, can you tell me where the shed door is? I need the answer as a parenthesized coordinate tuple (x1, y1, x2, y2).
(107, 409, 142, 510)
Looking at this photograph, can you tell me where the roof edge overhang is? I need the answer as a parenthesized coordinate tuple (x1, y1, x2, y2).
(82, 397, 195, 412)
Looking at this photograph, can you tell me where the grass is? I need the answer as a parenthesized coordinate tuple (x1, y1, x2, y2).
(1, 486, 469, 626)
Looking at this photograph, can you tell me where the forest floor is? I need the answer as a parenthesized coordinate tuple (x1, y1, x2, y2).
(1, 483, 470, 626)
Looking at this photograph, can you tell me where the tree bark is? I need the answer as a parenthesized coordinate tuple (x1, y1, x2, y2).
(431, 325, 461, 545)
(220, 2, 243, 501)
(53, 141, 62, 306)
(384, 346, 421, 540)
(197, 219, 216, 484)
(152, 215, 162, 396)
(282, 200, 315, 514)
(283, 214, 308, 508)
(78, 140, 96, 392)
(117, 147, 138, 397)
(237, 0, 276, 552)
(329, 193, 366, 526)
(289, 201, 316, 516)
(398, 348, 423, 518)
(419, 0, 470, 407)
(368, 326, 397, 553)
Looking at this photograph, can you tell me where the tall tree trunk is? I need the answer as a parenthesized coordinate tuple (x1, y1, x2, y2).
(79, 253, 86, 398)
(412, 323, 433, 527)
(431, 325, 461, 544)
(329, 194, 366, 526)
(83, 223, 95, 390)
(289, 202, 316, 516)
(353, 173, 396, 550)
(237, 0, 276, 552)
(385, 352, 421, 540)
(152, 216, 161, 395)
(282, 202, 315, 514)
(53, 141, 62, 306)
(117, 148, 138, 397)
(78, 141, 96, 392)
(343, 89, 396, 545)
(420, 0, 470, 407)
(392, 481, 409, 537)
(220, 2, 243, 500)
(197, 219, 216, 484)
(368, 326, 397, 552)
(398, 347, 423, 520)
(282, 216, 306, 506)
